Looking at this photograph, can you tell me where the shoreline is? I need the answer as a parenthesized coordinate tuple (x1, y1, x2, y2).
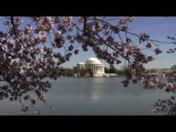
(60, 75, 126, 78)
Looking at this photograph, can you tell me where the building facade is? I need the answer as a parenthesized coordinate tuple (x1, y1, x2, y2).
(77, 57, 105, 77)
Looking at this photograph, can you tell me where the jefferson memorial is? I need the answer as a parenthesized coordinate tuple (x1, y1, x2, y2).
(77, 57, 105, 77)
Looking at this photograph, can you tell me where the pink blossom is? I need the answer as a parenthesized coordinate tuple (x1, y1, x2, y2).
(148, 81, 155, 89)
(146, 43, 153, 48)
(0, 16, 173, 115)
(160, 74, 165, 79)
(139, 33, 150, 43)
(25, 106, 29, 111)
(25, 25, 33, 30)
(79, 17, 84, 23)
(119, 17, 134, 24)
(35, 110, 41, 115)
(17, 84, 22, 89)
(46, 17, 54, 24)
(155, 48, 162, 55)
(131, 69, 136, 76)
(1, 53, 7, 62)
(40, 94, 46, 101)
(147, 56, 154, 62)
(74, 49, 79, 54)
(38, 48, 44, 53)
(55, 31, 62, 38)
(63, 17, 72, 23)
(19, 69, 25, 75)
(154, 77, 160, 83)
(39, 31, 47, 38)
(122, 51, 127, 57)
(153, 109, 158, 113)
(50, 105, 54, 110)
(26, 62, 31, 66)
(15, 18, 23, 25)
(121, 26, 128, 32)
(168, 83, 174, 89)
(140, 77, 145, 82)
(55, 17, 61, 23)
(19, 98, 23, 103)
(116, 41, 123, 46)
(3, 21, 10, 26)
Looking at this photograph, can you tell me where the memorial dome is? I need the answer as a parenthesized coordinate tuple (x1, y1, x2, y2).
(85, 57, 102, 65)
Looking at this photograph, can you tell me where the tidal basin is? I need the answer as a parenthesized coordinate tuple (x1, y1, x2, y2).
(0, 77, 174, 115)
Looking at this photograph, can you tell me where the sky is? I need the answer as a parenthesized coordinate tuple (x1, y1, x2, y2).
(61, 17, 176, 69)
(0, 17, 176, 69)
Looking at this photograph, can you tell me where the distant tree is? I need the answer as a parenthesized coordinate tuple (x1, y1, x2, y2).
(171, 65, 176, 70)
(79, 69, 88, 77)
(116, 69, 126, 75)
(147, 68, 157, 73)
(65, 68, 74, 76)
(104, 67, 109, 73)
(109, 64, 117, 73)
(73, 66, 78, 73)
(87, 68, 93, 77)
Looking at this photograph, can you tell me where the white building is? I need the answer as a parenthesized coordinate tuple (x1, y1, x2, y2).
(77, 57, 105, 77)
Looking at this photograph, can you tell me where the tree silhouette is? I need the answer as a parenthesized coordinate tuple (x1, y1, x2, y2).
(109, 64, 117, 73)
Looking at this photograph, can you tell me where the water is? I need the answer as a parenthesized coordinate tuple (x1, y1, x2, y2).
(0, 77, 174, 115)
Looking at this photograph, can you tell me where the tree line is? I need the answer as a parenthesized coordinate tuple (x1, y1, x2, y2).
(58, 65, 128, 77)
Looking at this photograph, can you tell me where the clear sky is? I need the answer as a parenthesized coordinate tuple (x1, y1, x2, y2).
(61, 17, 176, 69)
(0, 17, 176, 69)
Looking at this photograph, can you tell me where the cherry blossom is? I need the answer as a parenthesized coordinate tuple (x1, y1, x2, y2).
(0, 16, 175, 115)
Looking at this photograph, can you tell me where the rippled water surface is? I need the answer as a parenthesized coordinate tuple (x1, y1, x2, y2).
(0, 77, 173, 115)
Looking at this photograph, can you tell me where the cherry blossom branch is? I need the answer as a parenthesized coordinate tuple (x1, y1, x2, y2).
(10, 17, 39, 59)
(93, 18, 176, 45)
(73, 21, 145, 80)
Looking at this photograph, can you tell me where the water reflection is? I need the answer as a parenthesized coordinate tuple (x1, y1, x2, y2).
(0, 77, 174, 115)
(90, 86, 102, 103)
(88, 78, 105, 103)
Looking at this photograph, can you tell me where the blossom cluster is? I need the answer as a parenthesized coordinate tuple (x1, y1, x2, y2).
(0, 16, 175, 115)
